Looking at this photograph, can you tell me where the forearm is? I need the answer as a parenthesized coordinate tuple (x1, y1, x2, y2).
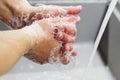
(0, 0, 32, 23)
(0, 29, 33, 75)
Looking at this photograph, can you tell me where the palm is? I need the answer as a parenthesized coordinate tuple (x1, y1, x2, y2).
(24, 20, 61, 64)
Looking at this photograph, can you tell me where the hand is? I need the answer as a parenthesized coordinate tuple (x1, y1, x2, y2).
(13, 5, 81, 29)
(0, 0, 82, 29)
(0, 0, 81, 64)
(23, 15, 78, 64)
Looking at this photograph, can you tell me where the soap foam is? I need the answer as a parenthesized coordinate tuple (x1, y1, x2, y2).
(45, 18, 76, 64)
(9, 5, 67, 29)
(8, 4, 76, 65)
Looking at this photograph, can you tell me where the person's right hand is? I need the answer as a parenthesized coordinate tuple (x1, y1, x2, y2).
(11, 5, 82, 29)
(0, 0, 82, 29)
(23, 15, 79, 64)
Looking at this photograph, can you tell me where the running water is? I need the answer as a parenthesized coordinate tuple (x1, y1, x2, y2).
(81, 0, 118, 80)
(0, 43, 115, 80)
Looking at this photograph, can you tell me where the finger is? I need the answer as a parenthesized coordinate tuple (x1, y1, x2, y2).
(71, 50, 77, 57)
(63, 43, 73, 51)
(63, 6, 82, 15)
(49, 5, 82, 15)
(46, 15, 80, 25)
(65, 15, 80, 23)
(29, 12, 36, 20)
(60, 55, 70, 65)
(49, 18, 78, 36)
(56, 23, 77, 36)
(49, 47, 61, 63)
(29, 13, 43, 22)
(34, 6, 66, 17)
(51, 15, 80, 24)
(34, 5, 82, 17)
(62, 33, 75, 43)
(55, 32, 75, 43)
(40, 18, 77, 36)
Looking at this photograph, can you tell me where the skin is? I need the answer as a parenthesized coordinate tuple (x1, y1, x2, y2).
(0, 18, 78, 75)
(0, 0, 82, 28)
(0, 0, 82, 75)
(0, 0, 82, 57)
(25, 17, 79, 64)
(0, 28, 32, 75)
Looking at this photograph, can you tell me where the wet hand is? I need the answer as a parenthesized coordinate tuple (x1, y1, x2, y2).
(0, 0, 82, 29)
(23, 16, 78, 64)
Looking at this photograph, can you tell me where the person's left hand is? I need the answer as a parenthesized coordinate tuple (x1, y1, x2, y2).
(23, 16, 78, 64)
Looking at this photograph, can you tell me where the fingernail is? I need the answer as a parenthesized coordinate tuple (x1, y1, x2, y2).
(71, 50, 77, 57)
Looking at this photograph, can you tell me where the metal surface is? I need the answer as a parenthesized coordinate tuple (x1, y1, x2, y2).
(108, 7, 120, 80)
(81, 0, 118, 79)
(99, 4, 120, 80)
(0, 43, 115, 80)
(0, 1, 115, 80)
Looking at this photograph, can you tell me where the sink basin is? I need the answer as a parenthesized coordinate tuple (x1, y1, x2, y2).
(0, 43, 114, 80)
(0, 1, 115, 80)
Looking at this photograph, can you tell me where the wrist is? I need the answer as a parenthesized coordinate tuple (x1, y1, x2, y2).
(21, 22, 45, 49)
(0, 0, 32, 24)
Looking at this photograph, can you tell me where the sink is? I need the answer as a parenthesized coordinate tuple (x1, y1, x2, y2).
(0, 43, 114, 80)
(0, 1, 115, 80)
